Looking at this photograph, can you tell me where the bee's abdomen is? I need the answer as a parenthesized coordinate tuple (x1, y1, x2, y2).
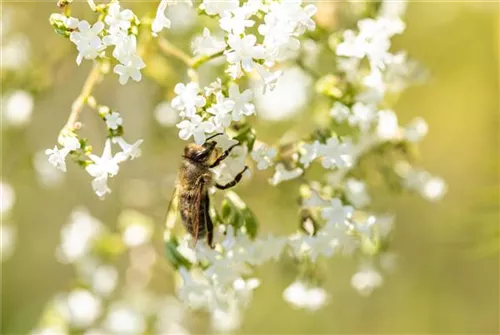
(179, 191, 207, 238)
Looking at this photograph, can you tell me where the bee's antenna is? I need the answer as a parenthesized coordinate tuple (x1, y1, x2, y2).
(206, 132, 224, 141)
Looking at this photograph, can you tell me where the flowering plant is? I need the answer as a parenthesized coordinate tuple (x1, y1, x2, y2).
(14, 0, 448, 333)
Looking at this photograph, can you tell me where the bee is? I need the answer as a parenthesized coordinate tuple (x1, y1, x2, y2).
(166, 133, 248, 248)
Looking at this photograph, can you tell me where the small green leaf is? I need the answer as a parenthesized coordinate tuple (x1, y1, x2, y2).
(164, 236, 192, 270)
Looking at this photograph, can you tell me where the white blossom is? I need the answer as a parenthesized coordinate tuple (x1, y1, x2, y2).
(192, 28, 226, 56)
(112, 136, 143, 160)
(105, 2, 134, 34)
(219, 7, 255, 35)
(320, 137, 353, 169)
(269, 163, 303, 186)
(377, 109, 399, 140)
(251, 145, 276, 170)
(405, 117, 428, 142)
(105, 112, 123, 130)
(283, 281, 327, 311)
(225, 34, 264, 78)
(228, 84, 255, 121)
(114, 54, 145, 85)
(0, 181, 15, 214)
(91, 265, 118, 297)
(212, 145, 248, 185)
(299, 140, 321, 168)
(3, 90, 34, 127)
(345, 178, 371, 208)
(66, 289, 102, 328)
(45, 146, 70, 172)
(351, 266, 383, 296)
(207, 92, 235, 131)
(69, 20, 105, 65)
(56, 208, 103, 263)
(171, 82, 206, 117)
(152, 0, 171, 36)
(85, 139, 126, 198)
(176, 115, 216, 145)
(330, 101, 350, 123)
(105, 305, 146, 334)
(321, 198, 353, 225)
(200, 0, 239, 16)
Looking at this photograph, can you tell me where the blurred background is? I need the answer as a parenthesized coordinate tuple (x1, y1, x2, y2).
(1, 1, 499, 334)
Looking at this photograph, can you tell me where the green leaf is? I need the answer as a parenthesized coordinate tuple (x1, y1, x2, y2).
(164, 235, 192, 270)
(222, 191, 259, 239)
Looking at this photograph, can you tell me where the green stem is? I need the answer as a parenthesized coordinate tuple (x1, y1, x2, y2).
(191, 50, 225, 69)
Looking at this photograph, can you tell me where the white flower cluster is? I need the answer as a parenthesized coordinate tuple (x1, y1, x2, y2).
(168, 224, 287, 332)
(33, 208, 188, 335)
(194, 0, 316, 90)
(46, 110, 143, 198)
(174, 81, 255, 145)
(67, 2, 145, 84)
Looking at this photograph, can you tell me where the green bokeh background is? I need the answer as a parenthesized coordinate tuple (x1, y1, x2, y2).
(1, 1, 499, 334)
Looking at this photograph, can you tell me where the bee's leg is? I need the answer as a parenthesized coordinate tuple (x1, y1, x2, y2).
(206, 132, 224, 141)
(209, 143, 240, 168)
(215, 166, 249, 190)
(204, 193, 215, 248)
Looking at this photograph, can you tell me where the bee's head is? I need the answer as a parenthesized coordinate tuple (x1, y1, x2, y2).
(183, 141, 219, 164)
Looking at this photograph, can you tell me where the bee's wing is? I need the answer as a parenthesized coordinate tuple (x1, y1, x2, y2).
(191, 181, 206, 245)
(164, 185, 180, 232)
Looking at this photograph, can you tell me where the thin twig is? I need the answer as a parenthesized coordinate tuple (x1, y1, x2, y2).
(191, 50, 225, 69)
(157, 37, 193, 67)
(64, 62, 102, 131)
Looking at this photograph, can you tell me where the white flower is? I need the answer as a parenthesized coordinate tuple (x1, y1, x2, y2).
(214, 134, 238, 151)
(105, 305, 146, 334)
(422, 176, 447, 201)
(251, 146, 276, 170)
(320, 137, 353, 169)
(207, 92, 235, 131)
(152, 0, 171, 37)
(219, 7, 255, 35)
(114, 55, 145, 85)
(269, 163, 303, 186)
(204, 78, 222, 96)
(171, 82, 206, 117)
(283, 281, 327, 311)
(212, 145, 248, 185)
(3, 90, 34, 127)
(254, 63, 283, 94)
(192, 28, 226, 56)
(351, 266, 383, 296)
(348, 102, 377, 132)
(377, 109, 399, 140)
(228, 83, 255, 121)
(176, 115, 216, 145)
(200, 0, 239, 16)
(252, 66, 309, 119)
(91, 265, 118, 297)
(321, 198, 353, 225)
(60, 134, 81, 151)
(225, 34, 264, 77)
(56, 208, 103, 263)
(0, 224, 16, 261)
(85, 139, 126, 198)
(405, 117, 428, 142)
(299, 140, 321, 168)
(154, 101, 179, 126)
(112, 136, 143, 160)
(105, 112, 123, 130)
(66, 289, 102, 328)
(0, 181, 15, 214)
(122, 222, 153, 247)
(330, 101, 350, 122)
(105, 2, 134, 33)
(45, 146, 70, 172)
(345, 178, 370, 208)
(69, 20, 105, 65)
